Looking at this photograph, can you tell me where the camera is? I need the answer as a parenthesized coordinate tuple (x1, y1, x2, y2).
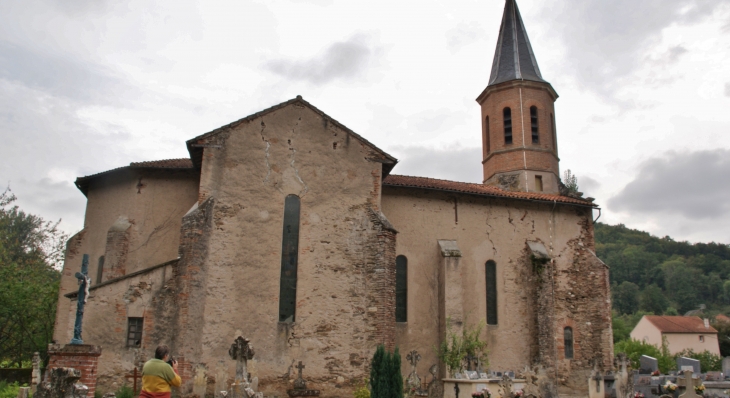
(166, 357, 175, 367)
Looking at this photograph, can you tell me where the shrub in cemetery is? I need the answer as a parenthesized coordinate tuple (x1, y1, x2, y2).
(115, 385, 134, 398)
(353, 379, 370, 398)
(674, 349, 722, 372)
(369, 345, 404, 398)
(0, 382, 25, 398)
(438, 320, 489, 376)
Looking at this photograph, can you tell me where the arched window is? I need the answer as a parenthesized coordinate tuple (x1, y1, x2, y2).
(530, 106, 539, 144)
(564, 327, 574, 359)
(486, 260, 497, 325)
(485, 116, 491, 153)
(503, 108, 512, 145)
(395, 255, 408, 322)
(96, 256, 105, 284)
(279, 195, 301, 323)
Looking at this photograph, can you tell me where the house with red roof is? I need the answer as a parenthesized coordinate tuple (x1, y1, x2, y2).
(631, 315, 720, 355)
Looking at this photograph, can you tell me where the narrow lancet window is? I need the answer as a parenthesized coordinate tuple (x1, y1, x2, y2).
(535, 176, 543, 192)
(486, 260, 498, 325)
(127, 317, 143, 348)
(279, 195, 301, 323)
(96, 256, 105, 284)
(485, 116, 491, 153)
(395, 255, 408, 322)
(503, 108, 512, 145)
(564, 327, 574, 359)
(530, 106, 539, 143)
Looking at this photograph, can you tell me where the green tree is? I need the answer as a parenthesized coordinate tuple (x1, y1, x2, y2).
(0, 189, 66, 366)
(611, 312, 631, 343)
(370, 345, 384, 398)
(713, 321, 730, 357)
(639, 285, 668, 315)
(390, 348, 403, 398)
(612, 281, 640, 315)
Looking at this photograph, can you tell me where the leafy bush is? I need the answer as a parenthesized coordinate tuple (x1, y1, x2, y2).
(353, 379, 370, 398)
(115, 385, 134, 398)
(614, 338, 674, 374)
(0, 381, 29, 398)
(675, 349, 722, 372)
(437, 320, 489, 375)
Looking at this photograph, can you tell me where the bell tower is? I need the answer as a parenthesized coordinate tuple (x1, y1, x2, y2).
(477, 0, 560, 194)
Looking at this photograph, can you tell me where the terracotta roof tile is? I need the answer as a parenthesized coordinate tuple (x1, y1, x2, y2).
(645, 316, 717, 334)
(129, 158, 193, 169)
(75, 158, 196, 196)
(383, 175, 596, 207)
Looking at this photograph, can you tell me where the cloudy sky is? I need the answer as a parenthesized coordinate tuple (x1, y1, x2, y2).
(1, 0, 730, 244)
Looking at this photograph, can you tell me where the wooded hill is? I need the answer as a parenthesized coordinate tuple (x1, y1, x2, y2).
(596, 222, 730, 316)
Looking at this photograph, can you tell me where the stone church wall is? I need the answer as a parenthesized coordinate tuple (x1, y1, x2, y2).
(381, 187, 612, 396)
(54, 169, 199, 344)
(62, 260, 177, 393)
(176, 102, 396, 397)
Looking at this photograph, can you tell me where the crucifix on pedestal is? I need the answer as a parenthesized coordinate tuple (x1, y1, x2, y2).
(293, 361, 307, 390)
(71, 254, 90, 345)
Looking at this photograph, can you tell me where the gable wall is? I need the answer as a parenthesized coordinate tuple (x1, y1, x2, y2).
(176, 103, 394, 397)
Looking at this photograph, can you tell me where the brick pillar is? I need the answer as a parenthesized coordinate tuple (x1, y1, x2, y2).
(47, 344, 102, 397)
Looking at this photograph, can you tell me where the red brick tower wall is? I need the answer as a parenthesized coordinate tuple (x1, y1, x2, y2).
(477, 80, 560, 187)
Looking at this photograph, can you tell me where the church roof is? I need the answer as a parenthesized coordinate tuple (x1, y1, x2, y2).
(383, 175, 596, 207)
(185, 96, 398, 174)
(74, 158, 195, 196)
(643, 316, 717, 334)
(488, 0, 546, 87)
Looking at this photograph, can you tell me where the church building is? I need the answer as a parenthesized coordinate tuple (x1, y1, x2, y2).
(53, 1, 613, 397)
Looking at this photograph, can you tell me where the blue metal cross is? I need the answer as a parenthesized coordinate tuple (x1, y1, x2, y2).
(70, 254, 90, 345)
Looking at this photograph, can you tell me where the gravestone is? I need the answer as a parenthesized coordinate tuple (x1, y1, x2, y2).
(287, 361, 320, 397)
(705, 371, 723, 381)
(676, 357, 701, 375)
(639, 355, 658, 375)
(406, 350, 422, 391)
(723, 357, 730, 379)
(32, 352, 42, 393)
(35, 368, 88, 398)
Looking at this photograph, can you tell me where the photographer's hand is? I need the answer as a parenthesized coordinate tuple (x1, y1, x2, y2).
(172, 359, 179, 373)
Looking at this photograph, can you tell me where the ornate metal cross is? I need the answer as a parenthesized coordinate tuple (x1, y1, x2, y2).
(229, 336, 255, 383)
(296, 361, 305, 378)
(407, 351, 421, 372)
(70, 254, 90, 344)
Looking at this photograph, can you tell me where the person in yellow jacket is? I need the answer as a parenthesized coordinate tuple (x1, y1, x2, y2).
(140, 345, 181, 398)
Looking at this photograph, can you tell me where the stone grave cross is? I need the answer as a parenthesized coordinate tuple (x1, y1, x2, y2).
(294, 361, 307, 390)
(71, 254, 90, 345)
(406, 350, 422, 390)
(229, 336, 255, 383)
(677, 370, 702, 398)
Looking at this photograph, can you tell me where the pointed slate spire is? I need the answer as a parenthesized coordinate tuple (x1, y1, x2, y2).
(488, 0, 546, 86)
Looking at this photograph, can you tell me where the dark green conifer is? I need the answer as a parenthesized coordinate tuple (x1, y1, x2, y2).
(370, 345, 385, 398)
(390, 347, 404, 398)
